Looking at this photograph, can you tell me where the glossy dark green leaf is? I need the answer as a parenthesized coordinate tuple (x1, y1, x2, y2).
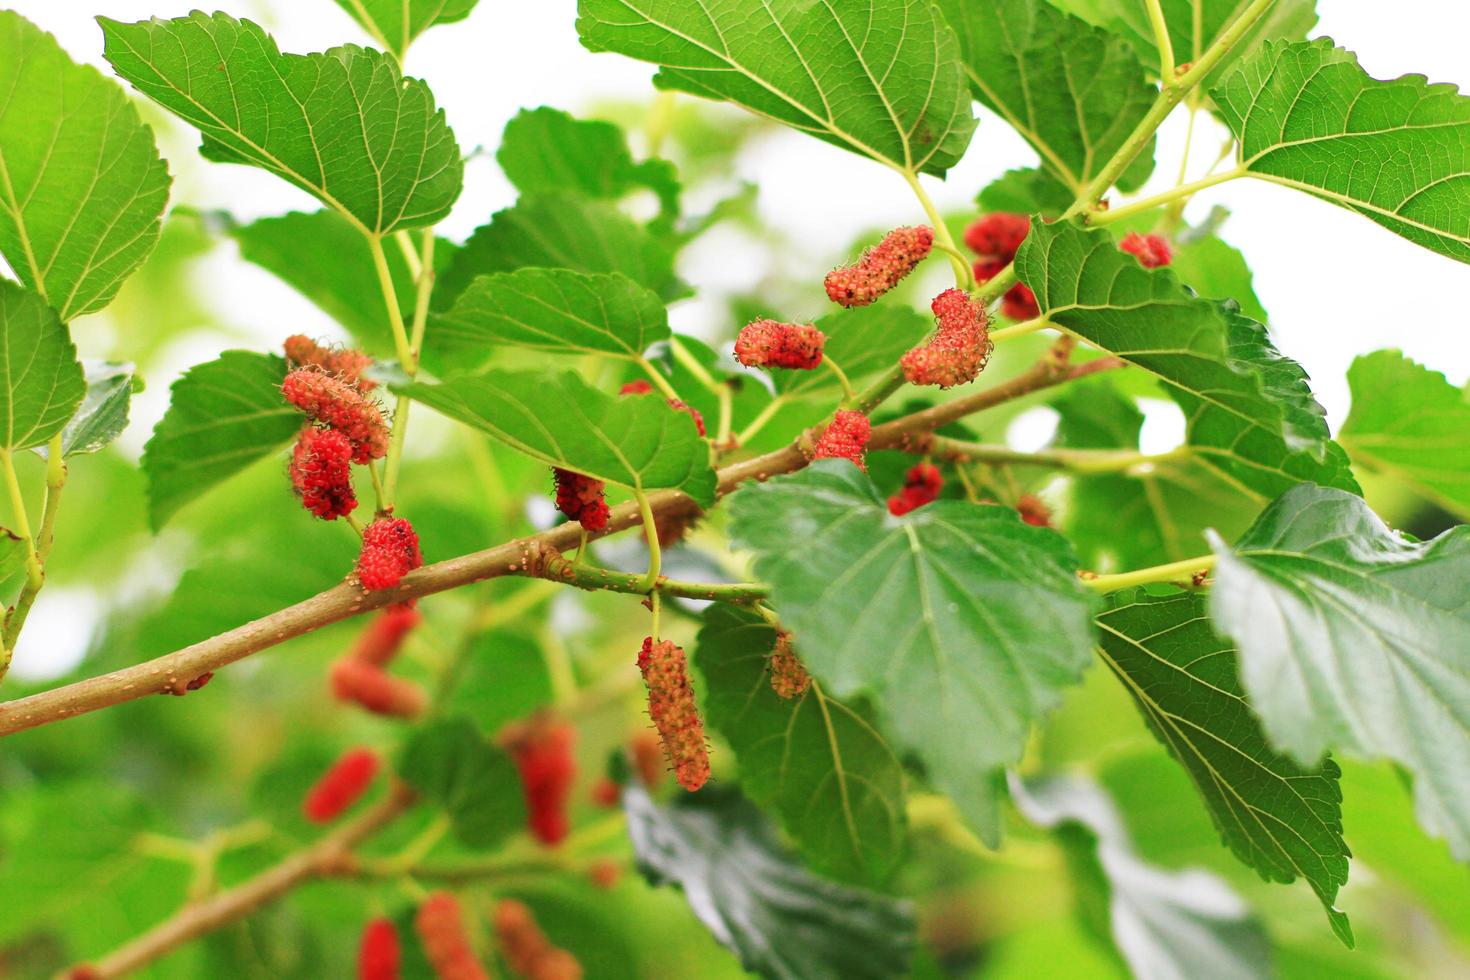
(936, 0, 1156, 195)
(0, 11, 170, 321)
(1341, 350, 1470, 521)
(728, 461, 1096, 844)
(1214, 39, 1470, 264)
(1210, 484, 1470, 860)
(576, 0, 976, 177)
(331, 0, 479, 59)
(1016, 774, 1273, 980)
(101, 12, 462, 235)
(623, 784, 915, 980)
(498, 106, 679, 219)
(0, 280, 85, 451)
(437, 194, 684, 306)
(41, 361, 136, 459)
(398, 717, 526, 848)
(766, 305, 930, 400)
(1016, 220, 1357, 501)
(1096, 588, 1352, 945)
(696, 605, 906, 885)
(428, 269, 669, 371)
(401, 369, 716, 506)
(141, 351, 299, 530)
(228, 210, 454, 356)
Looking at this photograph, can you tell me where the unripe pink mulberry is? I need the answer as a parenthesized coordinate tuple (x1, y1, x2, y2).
(357, 517, 422, 591)
(358, 917, 401, 980)
(348, 604, 421, 667)
(495, 899, 585, 980)
(888, 462, 943, 515)
(901, 289, 992, 388)
(330, 658, 427, 718)
(282, 368, 389, 464)
(734, 320, 825, 370)
(1119, 231, 1173, 268)
(415, 892, 488, 980)
(768, 632, 810, 699)
(303, 747, 380, 823)
(552, 468, 609, 531)
(811, 410, 871, 470)
(638, 637, 710, 792)
(284, 334, 376, 390)
(289, 426, 358, 520)
(824, 226, 933, 307)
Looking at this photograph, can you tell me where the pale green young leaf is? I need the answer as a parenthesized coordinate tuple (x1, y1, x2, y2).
(1016, 775, 1273, 980)
(331, 0, 479, 59)
(977, 166, 1076, 216)
(45, 361, 137, 459)
(696, 605, 907, 886)
(728, 461, 1096, 845)
(576, 0, 976, 177)
(623, 785, 915, 980)
(0, 11, 170, 321)
(1210, 484, 1470, 860)
(399, 717, 526, 848)
(1097, 589, 1352, 946)
(228, 210, 455, 356)
(0, 281, 85, 452)
(1341, 350, 1470, 520)
(427, 269, 669, 371)
(400, 369, 716, 506)
(1015, 220, 1357, 502)
(100, 12, 462, 236)
(437, 194, 684, 306)
(767, 305, 930, 400)
(142, 351, 299, 530)
(497, 106, 680, 219)
(1213, 39, 1470, 265)
(936, 0, 1157, 195)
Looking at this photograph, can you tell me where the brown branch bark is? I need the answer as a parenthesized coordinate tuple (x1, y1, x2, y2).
(78, 782, 417, 979)
(0, 357, 1114, 740)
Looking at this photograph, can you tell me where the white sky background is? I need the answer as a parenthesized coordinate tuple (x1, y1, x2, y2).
(8, 1, 1470, 672)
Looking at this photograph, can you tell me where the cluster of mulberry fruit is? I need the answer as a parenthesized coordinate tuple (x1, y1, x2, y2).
(552, 468, 610, 532)
(502, 716, 577, 846)
(330, 603, 426, 719)
(811, 410, 872, 471)
(734, 319, 825, 370)
(901, 288, 992, 388)
(888, 462, 943, 516)
(283, 365, 389, 466)
(825, 226, 934, 307)
(638, 637, 710, 792)
(964, 213, 1040, 320)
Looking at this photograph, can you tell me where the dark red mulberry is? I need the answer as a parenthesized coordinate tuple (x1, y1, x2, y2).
(289, 426, 358, 520)
(502, 717, 577, 847)
(888, 462, 943, 515)
(964, 213, 1030, 258)
(552, 468, 609, 531)
(357, 517, 422, 591)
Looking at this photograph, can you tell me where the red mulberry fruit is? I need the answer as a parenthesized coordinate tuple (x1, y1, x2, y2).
(330, 657, 427, 719)
(358, 917, 401, 980)
(768, 632, 810, 699)
(502, 717, 577, 847)
(619, 379, 653, 396)
(284, 334, 376, 390)
(667, 398, 706, 437)
(283, 368, 389, 463)
(888, 462, 943, 515)
(734, 319, 825, 370)
(303, 747, 380, 823)
(1017, 493, 1052, 527)
(824, 226, 933, 307)
(349, 604, 421, 667)
(1000, 282, 1040, 321)
(415, 892, 488, 980)
(289, 426, 358, 520)
(811, 410, 871, 471)
(1119, 231, 1173, 268)
(495, 899, 584, 980)
(552, 468, 609, 531)
(590, 777, 620, 808)
(630, 730, 665, 790)
(964, 213, 1030, 259)
(901, 289, 992, 388)
(357, 517, 422, 591)
(638, 637, 710, 792)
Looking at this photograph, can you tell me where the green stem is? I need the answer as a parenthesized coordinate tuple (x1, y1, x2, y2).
(925, 438, 1190, 474)
(735, 395, 787, 447)
(989, 317, 1050, 344)
(634, 488, 661, 594)
(375, 230, 436, 509)
(714, 384, 734, 449)
(367, 462, 386, 514)
(1085, 554, 1216, 592)
(932, 241, 976, 288)
(898, 168, 968, 289)
(1090, 167, 1246, 225)
(368, 236, 413, 367)
(668, 337, 719, 396)
(649, 589, 662, 642)
(0, 451, 39, 594)
(822, 354, 856, 402)
(0, 437, 65, 668)
(635, 356, 682, 402)
(538, 552, 767, 603)
(393, 230, 423, 281)
(1144, 0, 1177, 81)
(539, 623, 578, 707)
